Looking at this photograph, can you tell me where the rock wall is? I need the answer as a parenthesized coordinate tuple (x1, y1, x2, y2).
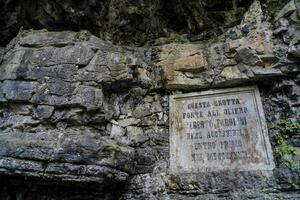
(0, 0, 299, 199)
(0, 0, 252, 46)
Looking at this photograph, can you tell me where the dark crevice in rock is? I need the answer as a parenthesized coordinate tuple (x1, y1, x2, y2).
(0, 174, 124, 200)
(204, 0, 253, 11)
(0, 0, 253, 47)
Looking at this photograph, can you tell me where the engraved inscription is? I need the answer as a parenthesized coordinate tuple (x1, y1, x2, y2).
(169, 86, 274, 173)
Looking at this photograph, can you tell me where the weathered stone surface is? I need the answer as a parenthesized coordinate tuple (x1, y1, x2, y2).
(34, 105, 54, 119)
(18, 30, 90, 47)
(274, 18, 290, 35)
(0, 0, 300, 198)
(288, 43, 300, 57)
(152, 0, 280, 91)
(110, 124, 126, 139)
(70, 86, 104, 111)
(0, 129, 134, 188)
(251, 66, 283, 77)
(0, 114, 39, 129)
(126, 126, 149, 145)
(291, 11, 300, 24)
(0, 82, 6, 102)
(235, 47, 264, 66)
(296, 0, 300, 18)
(0, 29, 160, 198)
(219, 66, 249, 85)
(133, 100, 163, 118)
(0, 49, 29, 80)
(158, 54, 208, 79)
(223, 59, 237, 66)
(0, 47, 4, 63)
(2, 80, 38, 101)
(275, 0, 296, 21)
(0, 0, 252, 46)
(118, 118, 141, 127)
(169, 86, 275, 173)
(154, 44, 210, 89)
(29, 44, 95, 67)
(241, 0, 263, 25)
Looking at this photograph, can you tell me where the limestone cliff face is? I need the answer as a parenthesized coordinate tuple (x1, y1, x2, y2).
(0, 0, 300, 200)
(0, 0, 252, 46)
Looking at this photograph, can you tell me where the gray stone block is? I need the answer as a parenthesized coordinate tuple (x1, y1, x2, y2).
(2, 80, 38, 101)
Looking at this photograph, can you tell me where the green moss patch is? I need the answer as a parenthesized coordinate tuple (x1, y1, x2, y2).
(275, 119, 300, 168)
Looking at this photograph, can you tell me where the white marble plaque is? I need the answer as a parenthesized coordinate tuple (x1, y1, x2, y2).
(169, 86, 274, 173)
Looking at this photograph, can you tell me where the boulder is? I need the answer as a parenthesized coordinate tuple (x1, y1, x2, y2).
(2, 80, 38, 101)
(0, 129, 135, 187)
(275, 0, 296, 21)
(235, 47, 264, 66)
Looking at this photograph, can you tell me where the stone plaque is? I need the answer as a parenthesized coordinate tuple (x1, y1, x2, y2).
(169, 86, 274, 173)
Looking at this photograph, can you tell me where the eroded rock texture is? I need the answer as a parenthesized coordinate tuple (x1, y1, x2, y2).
(0, 0, 252, 46)
(0, 0, 299, 199)
(0, 30, 152, 199)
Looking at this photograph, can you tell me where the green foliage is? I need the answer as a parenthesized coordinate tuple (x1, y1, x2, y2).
(261, 0, 290, 17)
(275, 119, 300, 168)
(276, 119, 300, 145)
(278, 144, 296, 156)
(279, 144, 299, 168)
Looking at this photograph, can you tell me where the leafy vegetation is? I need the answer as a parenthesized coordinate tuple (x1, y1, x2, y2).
(275, 119, 300, 168)
(278, 144, 299, 168)
(276, 119, 300, 145)
(261, 0, 291, 17)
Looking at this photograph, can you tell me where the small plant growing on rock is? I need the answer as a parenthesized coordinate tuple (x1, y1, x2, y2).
(278, 144, 298, 168)
(275, 119, 300, 168)
(276, 119, 300, 145)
